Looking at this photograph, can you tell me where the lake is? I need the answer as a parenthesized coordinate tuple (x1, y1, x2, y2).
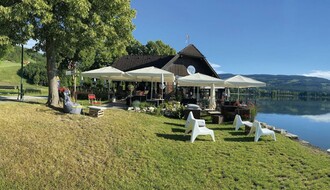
(255, 98, 330, 150)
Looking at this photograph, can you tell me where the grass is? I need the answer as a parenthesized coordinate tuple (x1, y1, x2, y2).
(0, 60, 47, 95)
(0, 101, 329, 189)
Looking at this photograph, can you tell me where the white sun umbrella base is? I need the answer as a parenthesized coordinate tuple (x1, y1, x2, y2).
(224, 75, 266, 100)
(81, 66, 137, 101)
(177, 73, 225, 109)
(126, 66, 175, 99)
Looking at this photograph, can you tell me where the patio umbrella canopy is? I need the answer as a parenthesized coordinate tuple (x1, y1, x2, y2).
(81, 66, 133, 81)
(177, 73, 225, 87)
(126, 66, 175, 82)
(81, 66, 136, 101)
(224, 75, 266, 99)
(177, 73, 225, 109)
(126, 66, 175, 99)
(224, 75, 266, 88)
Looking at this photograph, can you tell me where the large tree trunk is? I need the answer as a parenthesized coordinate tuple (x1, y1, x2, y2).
(46, 37, 59, 107)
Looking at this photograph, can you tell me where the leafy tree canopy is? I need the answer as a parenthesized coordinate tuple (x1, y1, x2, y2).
(126, 40, 176, 56)
(0, 0, 136, 106)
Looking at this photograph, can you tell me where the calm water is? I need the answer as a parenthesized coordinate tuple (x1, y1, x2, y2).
(255, 98, 330, 150)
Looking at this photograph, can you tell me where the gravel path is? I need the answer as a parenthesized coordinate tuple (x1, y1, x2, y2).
(0, 95, 47, 103)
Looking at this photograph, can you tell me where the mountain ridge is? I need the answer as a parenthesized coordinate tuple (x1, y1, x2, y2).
(219, 73, 330, 93)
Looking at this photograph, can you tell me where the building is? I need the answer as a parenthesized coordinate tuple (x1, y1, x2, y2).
(112, 44, 221, 102)
(112, 44, 219, 78)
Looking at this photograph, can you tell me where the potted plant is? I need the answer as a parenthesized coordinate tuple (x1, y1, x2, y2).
(127, 83, 134, 96)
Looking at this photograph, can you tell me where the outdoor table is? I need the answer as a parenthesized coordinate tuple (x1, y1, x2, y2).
(208, 111, 223, 124)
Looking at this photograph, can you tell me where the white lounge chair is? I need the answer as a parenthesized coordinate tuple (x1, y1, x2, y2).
(233, 114, 253, 131)
(253, 121, 276, 142)
(185, 111, 206, 135)
(190, 118, 215, 143)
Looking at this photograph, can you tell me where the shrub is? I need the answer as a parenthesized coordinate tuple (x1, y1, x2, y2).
(132, 100, 140, 108)
(139, 102, 153, 109)
(22, 61, 47, 85)
(163, 101, 185, 119)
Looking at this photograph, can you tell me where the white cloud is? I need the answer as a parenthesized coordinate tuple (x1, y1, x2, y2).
(303, 70, 330, 80)
(209, 61, 222, 73)
(302, 113, 330, 123)
(210, 63, 221, 68)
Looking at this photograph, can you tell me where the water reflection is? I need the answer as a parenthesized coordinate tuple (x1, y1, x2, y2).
(255, 98, 330, 150)
(302, 113, 330, 123)
(256, 98, 330, 115)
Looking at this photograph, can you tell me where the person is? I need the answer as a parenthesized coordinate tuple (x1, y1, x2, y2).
(63, 88, 83, 114)
(58, 86, 67, 104)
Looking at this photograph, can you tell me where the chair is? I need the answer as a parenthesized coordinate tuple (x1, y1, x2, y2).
(185, 111, 215, 143)
(185, 111, 205, 135)
(233, 114, 252, 131)
(88, 94, 101, 105)
(253, 121, 276, 142)
(190, 118, 215, 143)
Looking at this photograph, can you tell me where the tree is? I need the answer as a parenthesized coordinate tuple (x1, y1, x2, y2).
(0, 0, 135, 107)
(145, 40, 176, 55)
(0, 44, 11, 59)
(126, 40, 176, 56)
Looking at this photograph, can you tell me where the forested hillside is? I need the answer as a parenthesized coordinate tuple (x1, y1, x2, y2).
(220, 73, 330, 93)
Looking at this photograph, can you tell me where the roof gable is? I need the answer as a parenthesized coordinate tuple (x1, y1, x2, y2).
(111, 44, 219, 78)
(178, 44, 205, 58)
(112, 55, 174, 71)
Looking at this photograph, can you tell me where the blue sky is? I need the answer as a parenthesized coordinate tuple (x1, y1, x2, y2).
(130, 0, 330, 79)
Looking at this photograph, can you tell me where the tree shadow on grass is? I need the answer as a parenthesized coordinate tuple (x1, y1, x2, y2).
(171, 128, 185, 133)
(223, 136, 254, 142)
(164, 122, 185, 127)
(156, 133, 190, 141)
(215, 126, 233, 131)
(228, 131, 247, 136)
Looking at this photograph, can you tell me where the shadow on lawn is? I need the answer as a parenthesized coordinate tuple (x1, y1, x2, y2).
(223, 136, 254, 142)
(172, 128, 185, 133)
(215, 126, 233, 131)
(228, 131, 246, 136)
(156, 133, 190, 141)
(164, 122, 185, 127)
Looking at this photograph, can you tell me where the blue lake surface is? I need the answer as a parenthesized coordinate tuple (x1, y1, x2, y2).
(255, 99, 330, 150)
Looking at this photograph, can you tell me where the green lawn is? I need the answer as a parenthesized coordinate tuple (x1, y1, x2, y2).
(0, 102, 329, 189)
(0, 60, 47, 95)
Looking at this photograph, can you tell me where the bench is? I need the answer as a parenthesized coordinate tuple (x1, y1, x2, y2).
(0, 85, 22, 100)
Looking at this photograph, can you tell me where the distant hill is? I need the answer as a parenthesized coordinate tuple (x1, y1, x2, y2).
(219, 73, 330, 93)
(0, 45, 46, 65)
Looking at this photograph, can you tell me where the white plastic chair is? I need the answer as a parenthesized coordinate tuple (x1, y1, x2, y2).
(185, 111, 205, 135)
(233, 114, 253, 131)
(253, 121, 276, 142)
(190, 118, 215, 143)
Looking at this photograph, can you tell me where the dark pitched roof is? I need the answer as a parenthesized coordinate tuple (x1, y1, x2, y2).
(112, 55, 174, 71)
(111, 44, 219, 78)
(178, 44, 205, 58)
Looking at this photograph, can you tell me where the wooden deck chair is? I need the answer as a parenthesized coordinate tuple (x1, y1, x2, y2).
(233, 114, 253, 131)
(185, 111, 205, 135)
(253, 121, 276, 142)
(190, 118, 215, 143)
(88, 94, 101, 105)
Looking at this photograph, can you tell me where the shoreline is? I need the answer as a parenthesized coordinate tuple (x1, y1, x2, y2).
(261, 122, 329, 154)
